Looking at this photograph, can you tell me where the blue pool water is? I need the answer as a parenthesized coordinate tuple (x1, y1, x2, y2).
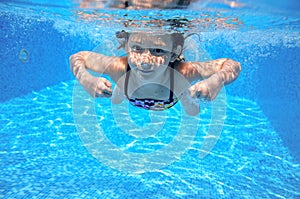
(1, 0, 300, 198)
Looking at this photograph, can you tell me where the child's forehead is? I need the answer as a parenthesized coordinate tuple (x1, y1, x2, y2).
(128, 33, 173, 47)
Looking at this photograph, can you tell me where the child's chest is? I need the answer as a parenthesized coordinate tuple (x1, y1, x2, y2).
(128, 83, 171, 100)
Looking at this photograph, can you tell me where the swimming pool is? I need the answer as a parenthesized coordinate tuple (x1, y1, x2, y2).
(1, 0, 300, 198)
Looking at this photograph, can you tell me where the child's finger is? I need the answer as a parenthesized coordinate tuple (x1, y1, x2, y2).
(190, 86, 209, 101)
(188, 85, 197, 98)
(189, 84, 203, 99)
(103, 78, 112, 88)
(104, 82, 113, 97)
(95, 78, 113, 97)
(95, 89, 112, 97)
(102, 89, 112, 97)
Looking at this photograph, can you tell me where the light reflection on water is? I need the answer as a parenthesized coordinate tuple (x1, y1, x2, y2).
(1, 80, 299, 198)
(2, 0, 299, 33)
(74, 9, 243, 32)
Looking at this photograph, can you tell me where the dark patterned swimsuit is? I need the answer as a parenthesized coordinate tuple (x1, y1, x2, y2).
(124, 62, 179, 111)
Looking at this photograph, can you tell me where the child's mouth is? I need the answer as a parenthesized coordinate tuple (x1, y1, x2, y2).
(137, 69, 154, 75)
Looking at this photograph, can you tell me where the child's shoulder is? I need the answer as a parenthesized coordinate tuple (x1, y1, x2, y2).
(110, 56, 128, 73)
(174, 61, 193, 75)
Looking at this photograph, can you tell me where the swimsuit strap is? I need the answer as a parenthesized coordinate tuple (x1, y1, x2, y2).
(124, 63, 175, 100)
(124, 64, 131, 99)
(169, 62, 175, 100)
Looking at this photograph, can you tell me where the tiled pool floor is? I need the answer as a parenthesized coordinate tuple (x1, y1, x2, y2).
(1, 81, 299, 198)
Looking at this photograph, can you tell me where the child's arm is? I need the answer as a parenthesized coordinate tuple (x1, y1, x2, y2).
(178, 58, 241, 100)
(212, 58, 242, 85)
(69, 51, 126, 98)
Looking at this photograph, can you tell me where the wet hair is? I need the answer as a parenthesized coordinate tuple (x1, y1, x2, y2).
(116, 30, 185, 55)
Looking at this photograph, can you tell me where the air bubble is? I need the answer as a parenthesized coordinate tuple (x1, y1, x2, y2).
(19, 48, 29, 63)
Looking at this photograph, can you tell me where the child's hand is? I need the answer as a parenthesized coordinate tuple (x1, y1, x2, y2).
(94, 77, 113, 98)
(181, 90, 200, 116)
(81, 75, 113, 98)
(189, 73, 223, 101)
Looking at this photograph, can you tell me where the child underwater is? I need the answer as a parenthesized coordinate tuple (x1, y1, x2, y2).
(70, 31, 241, 116)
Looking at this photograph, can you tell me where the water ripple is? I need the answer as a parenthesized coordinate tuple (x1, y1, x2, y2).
(0, 81, 300, 198)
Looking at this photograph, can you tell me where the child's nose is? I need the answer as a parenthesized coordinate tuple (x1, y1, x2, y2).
(140, 50, 152, 64)
(142, 49, 152, 57)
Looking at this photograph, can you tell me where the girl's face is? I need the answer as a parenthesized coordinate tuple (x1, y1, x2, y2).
(127, 33, 174, 78)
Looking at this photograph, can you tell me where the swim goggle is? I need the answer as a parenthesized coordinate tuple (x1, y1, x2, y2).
(129, 45, 170, 56)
